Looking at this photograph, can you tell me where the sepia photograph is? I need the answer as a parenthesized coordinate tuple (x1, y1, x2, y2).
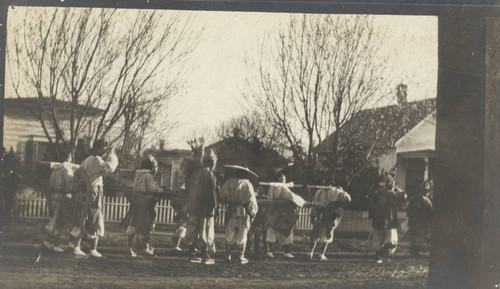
(0, 1, 498, 288)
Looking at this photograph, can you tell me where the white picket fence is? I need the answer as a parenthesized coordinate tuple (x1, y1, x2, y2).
(14, 196, 408, 233)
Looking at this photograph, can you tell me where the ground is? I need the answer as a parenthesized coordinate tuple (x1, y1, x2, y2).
(0, 220, 429, 289)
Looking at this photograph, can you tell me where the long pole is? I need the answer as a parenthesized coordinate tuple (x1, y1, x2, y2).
(0, 3, 8, 151)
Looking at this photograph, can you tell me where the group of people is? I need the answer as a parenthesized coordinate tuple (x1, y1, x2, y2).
(41, 141, 433, 265)
(42, 140, 118, 258)
(368, 177, 433, 263)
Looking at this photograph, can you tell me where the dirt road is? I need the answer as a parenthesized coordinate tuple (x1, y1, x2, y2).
(0, 243, 429, 289)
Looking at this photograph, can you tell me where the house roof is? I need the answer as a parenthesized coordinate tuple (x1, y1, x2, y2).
(4, 97, 104, 117)
(395, 111, 436, 155)
(318, 98, 436, 152)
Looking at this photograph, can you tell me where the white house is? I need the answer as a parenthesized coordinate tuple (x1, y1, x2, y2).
(395, 111, 436, 198)
(3, 98, 102, 167)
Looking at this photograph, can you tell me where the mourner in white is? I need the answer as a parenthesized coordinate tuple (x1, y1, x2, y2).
(309, 186, 351, 261)
(219, 165, 259, 264)
(265, 182, 305, 259)
(43, 152, 79, 252)
(71, 140, 118, 258)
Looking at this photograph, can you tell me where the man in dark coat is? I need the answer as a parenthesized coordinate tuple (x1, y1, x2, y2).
(184, 148, 218, 265)
(407, 184, 433, 258)
(369, 177, 406, 264)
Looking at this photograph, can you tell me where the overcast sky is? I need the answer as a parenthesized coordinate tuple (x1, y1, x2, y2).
(162, 11, 437, 149)
(6, 8, 437, 150)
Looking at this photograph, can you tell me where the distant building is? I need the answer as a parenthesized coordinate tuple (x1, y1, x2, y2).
(140, 142, 193, 191)
(318, 97, 436, 181)
(155, 148, 192, 190)
(395, 111, 436, 198)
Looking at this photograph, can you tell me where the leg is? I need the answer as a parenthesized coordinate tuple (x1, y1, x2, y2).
(235, 217, 250, 264)
(266, 243, 275, 258)
(71, 230, 87, 257)
(89, 237, 102, 258)
(185, 216, 202, 262)
(265, 226, 277, 258)
(201, 217, 215, 265)
(127, 234, 137, 257)
(309, 240, 318, 260)
(85, 208, 103, 258)
(225, 242, 232, 262)
(238, 243, 248, 264)
(371, 229, 384, 262)
(281, 230, 295, 259)
(144, 229, 154, 256)
(225, 216, 237, 261)
(319, 243, 328, 261)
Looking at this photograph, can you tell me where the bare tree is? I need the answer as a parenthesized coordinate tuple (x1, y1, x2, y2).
(247, 14, 391, 183)
(8, 8, 197, 160)
(215, 112, 288, 155)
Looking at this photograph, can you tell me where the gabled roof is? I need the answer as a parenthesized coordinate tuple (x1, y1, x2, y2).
(318, 98, 436, 152)
(395, 111, 436, 154)
(4, 97, 104, 117)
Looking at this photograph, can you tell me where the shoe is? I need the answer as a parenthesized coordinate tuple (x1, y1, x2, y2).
(74, 247, 88, 258)
(174, 246, 183, 252)
(225, 254, 232, 263)
(68, 241, 76, 249)
(52, 246, 64, 253)
(319, 254, 328, 261)
(89, 249, 103, 258)
(204, 258, 215, 265)
(188, 256, 202, 263)
(130, 249, 137, 258)
(42, 240, 53, 250)
(266, 252, 275, 258)
(144, 247, 155, 256)
(283, 253, 294, 259)
(376, 258, 384, 264)
(239, 257, 249, 265)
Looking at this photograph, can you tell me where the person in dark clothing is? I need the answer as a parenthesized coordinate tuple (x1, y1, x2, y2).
(407, 183, 433, 258)
(369, 177, 406, 264)
(184, 148, 219, 265)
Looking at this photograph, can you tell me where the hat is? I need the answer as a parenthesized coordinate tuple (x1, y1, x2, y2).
(90, 139, 106, 155)
(224, 165, 258, 179)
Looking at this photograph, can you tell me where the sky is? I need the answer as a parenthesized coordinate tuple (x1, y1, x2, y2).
(6, 8, 438, 150)
(163, 11, 438, 149)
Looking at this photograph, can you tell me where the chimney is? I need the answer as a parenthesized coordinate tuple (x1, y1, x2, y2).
(159, 139, 165, 151)
(396, 83, 408, 106)
(233, 127, 240, 139)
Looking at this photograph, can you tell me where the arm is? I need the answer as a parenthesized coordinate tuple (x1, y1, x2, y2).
(100, 149, 119, 175)
(245, 182, 258, 219)
(145, 173, 163, 193)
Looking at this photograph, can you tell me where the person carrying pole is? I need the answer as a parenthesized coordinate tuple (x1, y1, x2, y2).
(184, 148, 219, 265)
(264, 181, 305, 259)
(407, 180, 433, 258)
(309, 185, 351, 261)
(123, 155, 164, 257)
(369, 176, 407, 263)
(219, 165, 259, 264)
(71, 140, 118, 258)
(43, 151, 79, 253)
